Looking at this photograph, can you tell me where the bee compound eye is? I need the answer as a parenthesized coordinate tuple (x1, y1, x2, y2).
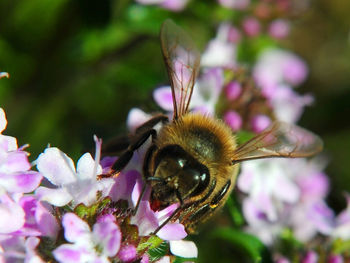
(188, 167, 210, 197)
(177, 158, 186, 168)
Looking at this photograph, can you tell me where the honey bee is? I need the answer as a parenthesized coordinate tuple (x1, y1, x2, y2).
(107, 19, 323, 234)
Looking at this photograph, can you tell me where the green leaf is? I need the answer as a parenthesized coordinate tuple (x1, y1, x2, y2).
(74, 197, 111, 223)
(174, 256, 198, 263)
(210, 227, 272, 263)
(137, 235, 164, 252)
(225, 195, 244, 227)
(147, 241, 169, 261)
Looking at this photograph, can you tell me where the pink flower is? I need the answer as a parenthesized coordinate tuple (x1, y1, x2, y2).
(268, 19, 290, 39)
(16, 196, 59, 238)
(242, 17, 261, 37)
(35, 137, 114, 207)
(250, 114, 271, 133)
(0, 193, 25, 234)
(0, 108, 42, 194)
(225, 81, 242, 100)
(53, 213, 122, 263)
(0, 236, 44, 263)
(302, 251, 318, 263)
(253, 49, 308, 90)
(224, 110, 242, 131)
(153, 68, 224, 116)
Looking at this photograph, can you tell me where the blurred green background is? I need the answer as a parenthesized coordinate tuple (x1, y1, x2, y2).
(0, 0, 349, 261)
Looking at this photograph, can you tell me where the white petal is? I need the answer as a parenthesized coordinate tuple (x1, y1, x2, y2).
(155, 256, 170, 263)
(76, 153, 100, 180)
(169, 240, 198, 258)
(35, 186, 72, 207)
(126, 108, 152, 133)
(36, 148, 76, 185)
(0, 108, 7, 133)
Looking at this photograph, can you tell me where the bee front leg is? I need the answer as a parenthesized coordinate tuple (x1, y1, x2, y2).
(110, 114, 168, 173)
(111, 129, 157, 173)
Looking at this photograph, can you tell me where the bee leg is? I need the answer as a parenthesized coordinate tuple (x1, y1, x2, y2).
(111, 128, 157, 173)
(185, 180, 232, 231)
(100, 115, 167, 156)
(135, 114, 168, 134)
(101, 134, 130, 156)
(152, 205, 183, 235)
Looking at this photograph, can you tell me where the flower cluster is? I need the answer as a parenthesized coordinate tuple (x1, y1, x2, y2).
(0, 105, 197, 262)
(148, 17, 349, 262)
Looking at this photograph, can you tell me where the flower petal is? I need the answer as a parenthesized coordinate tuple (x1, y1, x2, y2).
(130, 201, 158, 236)
(0, 108, 7, 133)
(35, 186, 72, 207)
(117, 245, 137, 262)
(62, 213, 91, 243)
(127, 108, 152, 133)
(25, 237, 45, 263)
(153, 86, 174, 112)
(0, 171, 42, 193)
(109, 170, 142, 206)
(53, 244, 90, 263)
(157, 223, 187, 240)
(36, 148, 76, 185)
(169, 240, 198, 258)
(93, 216, 121, 257)
(0, 194, 25, 233)
(35, 201, 59, 238)
(0, 150, 31, 173)
(76, 153, 101, 180)
(155, 256, 171, 263)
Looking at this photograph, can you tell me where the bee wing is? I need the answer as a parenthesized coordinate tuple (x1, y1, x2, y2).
(232, 122, 323, 164)
(160, 19, 201, 119)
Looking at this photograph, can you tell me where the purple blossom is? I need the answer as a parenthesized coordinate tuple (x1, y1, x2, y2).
(250, 114, 272, 133)
(270, 84, 314, 123)
(130, 200, 187, 240)
(225, 81, 242, 100)
(239, 158, 333, 244)
(117, 245, 137, 263)
(53, 213, 121, 263)
(302, 251, 318, 263)
(223, 110, 242, 131)
(242, 17, 261, 37)
(35, 138, 114, 207)
(15, 196, 59, 238)
(0, 108, 42, 194)
(153, 68, 224, 116)
(328, 254, 344, 263)
(268, 19, 290, 39)
(0, 235, 44, 263)
(253, 49, 308, 90)
(0, 193, 26, 234)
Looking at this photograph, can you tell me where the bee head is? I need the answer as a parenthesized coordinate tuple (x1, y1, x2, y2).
(150, 145, 210, 205)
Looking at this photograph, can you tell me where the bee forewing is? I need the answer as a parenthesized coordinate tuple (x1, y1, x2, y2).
(232, 122, 323, 163)
(160, 19, 201, 119)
